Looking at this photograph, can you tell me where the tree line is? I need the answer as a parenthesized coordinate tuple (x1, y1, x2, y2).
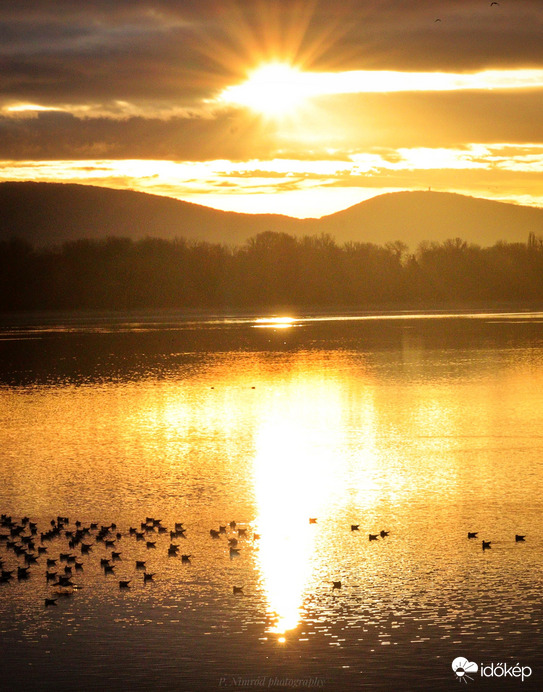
(1, 231, 543, 311)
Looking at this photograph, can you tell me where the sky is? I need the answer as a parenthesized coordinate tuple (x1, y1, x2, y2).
(1, 0, 542, 218)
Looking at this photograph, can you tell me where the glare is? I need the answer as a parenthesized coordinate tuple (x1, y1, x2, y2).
(252, 376, 347, 635)
(220, 63, 309, 117)
(221, 67, 543, 110)
(253, 317, 297, 329)
(6, 103, 62, 113)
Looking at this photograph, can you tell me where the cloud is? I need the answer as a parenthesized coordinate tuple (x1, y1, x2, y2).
(1, 1, 542, 115)
(1, 1, 542, 214)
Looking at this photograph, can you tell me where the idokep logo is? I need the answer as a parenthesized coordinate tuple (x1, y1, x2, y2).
(452, 657, 478, 684)
(452, 656, 533, 684)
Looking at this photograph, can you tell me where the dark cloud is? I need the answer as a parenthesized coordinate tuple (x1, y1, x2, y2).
(1, 1, 542, 105)
(1, 88, 541, 162)
(0, 109, 277, 160)
(0, 1, 542, 162)
(313, 90, 543, 149)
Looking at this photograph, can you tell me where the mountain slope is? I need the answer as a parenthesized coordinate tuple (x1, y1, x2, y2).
(1, 182, 542, 248)
(0, 181, 304, 246)
(317, 190, 543, 247)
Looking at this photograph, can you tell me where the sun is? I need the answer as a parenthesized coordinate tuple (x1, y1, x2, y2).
(220, 62, 308, 118)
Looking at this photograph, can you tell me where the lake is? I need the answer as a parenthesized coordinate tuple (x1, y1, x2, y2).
(1, 310, 543, 691)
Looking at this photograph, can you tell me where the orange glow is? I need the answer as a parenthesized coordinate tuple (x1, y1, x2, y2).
(221, 62, 308, 118)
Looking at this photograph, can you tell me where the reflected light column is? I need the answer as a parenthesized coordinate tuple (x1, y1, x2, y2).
(251, 376, 344, 638)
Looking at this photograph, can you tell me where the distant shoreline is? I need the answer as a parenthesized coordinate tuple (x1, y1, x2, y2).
(2, 301, 543, 325)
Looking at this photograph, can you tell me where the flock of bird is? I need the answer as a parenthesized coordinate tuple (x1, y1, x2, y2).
(435, 0, 501, 22)
(0, 513, 528, 605)
(0, 513, 220, 606)
(467, 531, 526, 550)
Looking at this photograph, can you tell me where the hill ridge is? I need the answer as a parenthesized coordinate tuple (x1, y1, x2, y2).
(1, 181, 542, 249)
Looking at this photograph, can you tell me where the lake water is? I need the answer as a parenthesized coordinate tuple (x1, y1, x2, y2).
(1, 310, 543, 691)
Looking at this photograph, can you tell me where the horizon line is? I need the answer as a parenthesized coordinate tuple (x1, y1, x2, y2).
(1, 180, 540, 221)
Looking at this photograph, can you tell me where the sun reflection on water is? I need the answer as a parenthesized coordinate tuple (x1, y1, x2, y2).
(251, 374, 347, 636)
(253, 317, 297, 329)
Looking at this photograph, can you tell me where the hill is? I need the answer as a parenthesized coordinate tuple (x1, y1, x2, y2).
(318, 190, 543, 247)
(0, 181, 304, 247)
(1, 181, 542, 248)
